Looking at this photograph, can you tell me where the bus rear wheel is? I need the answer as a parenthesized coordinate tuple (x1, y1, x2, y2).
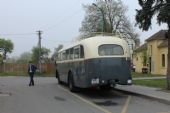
(56, 70, 62, 84)
(55, 69, 58, 78)
(58, 75, 62, 84)
(100, 85, 112, 91)
(68, 75, 77, 92)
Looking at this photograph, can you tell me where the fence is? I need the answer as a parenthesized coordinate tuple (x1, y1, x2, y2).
(0, 63, 56, 76)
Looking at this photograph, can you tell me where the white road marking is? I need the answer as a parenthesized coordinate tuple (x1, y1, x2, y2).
(159, 111, 170, 113)
(58, 86, 112, 113)
(120, 95, 131, 113)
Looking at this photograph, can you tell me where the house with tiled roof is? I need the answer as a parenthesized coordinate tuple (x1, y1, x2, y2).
(133, 43, 147, 73)
(133, 30, 167, 75)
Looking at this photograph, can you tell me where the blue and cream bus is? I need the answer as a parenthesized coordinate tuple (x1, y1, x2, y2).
(55, 36, 132, 91)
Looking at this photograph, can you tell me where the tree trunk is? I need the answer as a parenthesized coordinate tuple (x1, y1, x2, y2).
(167, 29, 170, 90)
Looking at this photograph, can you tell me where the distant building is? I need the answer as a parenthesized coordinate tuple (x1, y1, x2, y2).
(133, 30, 167, 75)
(133, 43, 147, 73)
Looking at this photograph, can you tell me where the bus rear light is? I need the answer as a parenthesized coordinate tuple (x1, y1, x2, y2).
(101, 80, 105, 83)
(127, 79, 132, 84)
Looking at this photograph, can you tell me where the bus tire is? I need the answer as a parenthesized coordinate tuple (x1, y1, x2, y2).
(68, 74, 77, 92)
(100, 85, 111, 91)
(58, 74, 62, 84)
(55, 69, 58, 78)
(56, 69, 62, 84)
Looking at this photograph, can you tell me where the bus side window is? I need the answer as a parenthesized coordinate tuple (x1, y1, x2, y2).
(57, 53, 60, 61)
(80, 45, 84, 58)
(66, 49, 69, 60)
(62, 51, 66, 60)
(74, 47, 80, 59)
(69, 48, 73, 60)
(60, 53, 62, 61)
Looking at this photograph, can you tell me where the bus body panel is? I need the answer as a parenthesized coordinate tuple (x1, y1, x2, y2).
(84, 57, 131, 87)
(57, 60, 86, 86)
(57, 57, 131, 88)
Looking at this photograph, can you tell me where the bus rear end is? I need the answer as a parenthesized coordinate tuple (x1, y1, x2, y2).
(85, 57, 132, 88)
(83, 40, 132, 89)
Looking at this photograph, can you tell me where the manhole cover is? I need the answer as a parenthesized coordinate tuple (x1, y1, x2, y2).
(0, 92, 11, 97)
(94, 100, 118, 106)
(54, 96, 66, 101)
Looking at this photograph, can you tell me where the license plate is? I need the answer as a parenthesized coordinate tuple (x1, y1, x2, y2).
(91, 78, 99, 84)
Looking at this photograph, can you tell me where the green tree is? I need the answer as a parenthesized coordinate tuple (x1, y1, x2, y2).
(31, 47, 51, 64)
(0, 54, 3, 63)
(135, 0, 170, 89)
(16, 52, 32, 63)
(79, 0, 140, 46)
(51, 44, 63, 61)
(0, 38, 14, 60)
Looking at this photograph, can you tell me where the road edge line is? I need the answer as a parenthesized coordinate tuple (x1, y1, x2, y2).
(58, 86, 112, 113)
(120, 95, 131, 113)
(114, 88, 170, 105)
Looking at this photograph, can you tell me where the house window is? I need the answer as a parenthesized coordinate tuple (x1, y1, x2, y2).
(150, 45, 152, 56)
(162, 54, 165, 67)
(167, 54, 168, 67)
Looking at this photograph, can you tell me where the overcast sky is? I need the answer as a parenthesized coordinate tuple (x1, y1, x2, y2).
(0, 0, 167, 57)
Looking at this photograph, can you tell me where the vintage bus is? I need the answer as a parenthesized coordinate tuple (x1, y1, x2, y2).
(55, 36, 132, 91)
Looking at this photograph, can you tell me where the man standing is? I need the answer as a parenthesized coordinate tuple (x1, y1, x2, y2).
(28, 61, 37, 86)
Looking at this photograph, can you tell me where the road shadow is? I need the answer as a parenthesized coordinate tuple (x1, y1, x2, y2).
(56, 82, 128, 107)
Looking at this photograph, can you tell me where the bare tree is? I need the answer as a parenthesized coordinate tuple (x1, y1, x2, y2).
(79, 0, 140, 47)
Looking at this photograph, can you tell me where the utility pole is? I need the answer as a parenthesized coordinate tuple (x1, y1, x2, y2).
(37, 30, 42, 73)
(2, 49, 6, 72)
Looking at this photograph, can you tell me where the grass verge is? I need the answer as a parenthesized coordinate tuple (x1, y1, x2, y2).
(0, 72, 26, 76)
(0, 72, 54, 77)
(132, 72, 164, 78)
(133, 79, 167, 89)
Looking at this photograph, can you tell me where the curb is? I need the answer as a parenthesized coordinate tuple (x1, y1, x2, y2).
(114, 88, 170, 105)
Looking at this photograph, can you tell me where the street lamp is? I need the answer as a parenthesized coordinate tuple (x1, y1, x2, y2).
(92, 3, 105, 35)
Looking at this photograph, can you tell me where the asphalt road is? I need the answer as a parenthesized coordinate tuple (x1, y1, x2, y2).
(0, 76, 170, 113)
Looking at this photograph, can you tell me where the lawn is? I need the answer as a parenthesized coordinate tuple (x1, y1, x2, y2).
(0, 72, 54, 77)
(133, 79, 167, 89)
(132, 72, 164, 78)
(0, 72, 26, 76)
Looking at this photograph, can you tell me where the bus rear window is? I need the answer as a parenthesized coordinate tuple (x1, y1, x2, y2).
(98, 44, 124, 56)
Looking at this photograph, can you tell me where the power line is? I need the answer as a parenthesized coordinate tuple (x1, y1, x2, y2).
(42, 38, 70, 43)
(43, 0, 82, 32)
(0, 1, 82, 38)
(0, 33, 36, 36)
(0, 36, 36, 39)
(44, 9, 82, 32)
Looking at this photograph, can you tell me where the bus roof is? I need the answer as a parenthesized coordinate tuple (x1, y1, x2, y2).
(59, 36, 126, 52)
(58, 36, 130, 59)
